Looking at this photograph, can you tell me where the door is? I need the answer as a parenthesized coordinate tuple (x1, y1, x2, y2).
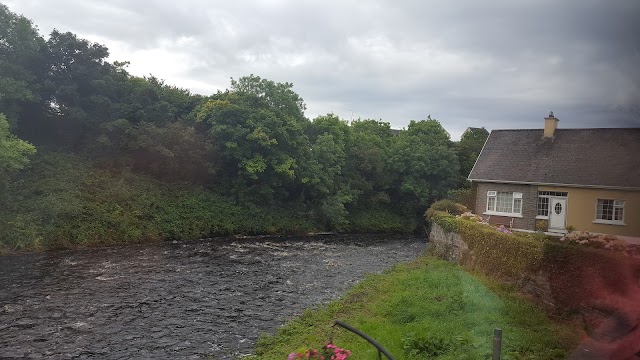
(549, 198, 567, 230)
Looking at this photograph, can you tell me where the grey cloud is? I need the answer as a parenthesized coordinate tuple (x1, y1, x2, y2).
(4, 0, 639, 138)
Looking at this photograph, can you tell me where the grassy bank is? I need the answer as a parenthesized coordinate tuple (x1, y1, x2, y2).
(0, 152, 414, 253)
(253, 256, 579, 359)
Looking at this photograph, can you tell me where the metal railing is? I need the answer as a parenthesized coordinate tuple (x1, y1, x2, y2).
(333, 321, 396, 360)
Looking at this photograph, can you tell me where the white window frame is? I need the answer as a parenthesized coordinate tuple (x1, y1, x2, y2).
(594, 198, 625, 225)
(536, 191, 568, 219)
(485, 191, 523, 217)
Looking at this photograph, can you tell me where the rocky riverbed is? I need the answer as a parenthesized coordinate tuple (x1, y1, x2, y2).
(0, 234, 425, 359)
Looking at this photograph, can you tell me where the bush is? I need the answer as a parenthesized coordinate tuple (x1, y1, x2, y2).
(425, 199, 468, 220)
(446, 188, 476, 211)
(345, 204, 415, 233)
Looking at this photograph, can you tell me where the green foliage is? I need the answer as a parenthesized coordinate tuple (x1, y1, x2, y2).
(230, 74, 306, 120)
(194, 88, 310, 204)
(446, 187, 476, 211)
(1, 5, 488, 246)
(0, 113, 36, 180)
(345, 204, 415, 233)
(455, 127, 489, 186)
(254, 256, 577, 359)
(425, 199, 469, 220)
(0, 4, 49, 128)
(403, 333, 470, 358)
(343, 119, 393, 205)
(389, 117, 460, 209)
(0, 152, 314, 251)
(429, 213, 460, 233)
(430, 214, 546, 281)
(95, 120, 215, 183)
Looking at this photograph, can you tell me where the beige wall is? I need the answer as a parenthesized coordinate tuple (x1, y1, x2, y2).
(539, 186, 640, 237)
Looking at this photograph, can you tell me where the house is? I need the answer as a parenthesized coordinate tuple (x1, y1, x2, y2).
(468, 112, 640, 237)
(461, 127, 484, 136)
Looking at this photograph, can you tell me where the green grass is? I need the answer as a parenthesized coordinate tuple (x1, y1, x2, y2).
(253, 256, 579, 359)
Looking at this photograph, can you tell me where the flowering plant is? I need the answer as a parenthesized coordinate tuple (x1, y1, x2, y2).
(496, 225, 512, 234)
(288, 343, 352, 360)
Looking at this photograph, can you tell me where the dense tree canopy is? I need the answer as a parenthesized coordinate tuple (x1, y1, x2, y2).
(0, 4, 485, 241)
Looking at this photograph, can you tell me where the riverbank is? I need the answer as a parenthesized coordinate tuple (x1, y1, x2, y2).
(0, 152, 417, 254)
(253, 255, 579, 359)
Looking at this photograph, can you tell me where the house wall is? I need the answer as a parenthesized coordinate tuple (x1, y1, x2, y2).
(475, 182, 538, 230)
(539, 186, 640, 237)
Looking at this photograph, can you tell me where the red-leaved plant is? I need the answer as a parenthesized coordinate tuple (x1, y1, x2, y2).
(288, 342, 352, 360)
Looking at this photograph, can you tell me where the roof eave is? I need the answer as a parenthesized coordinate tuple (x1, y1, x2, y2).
(467, 178, 640, 191)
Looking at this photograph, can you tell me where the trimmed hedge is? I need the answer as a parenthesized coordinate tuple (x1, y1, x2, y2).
(429, 211, 640, 318)
(430, 212, 546, 282)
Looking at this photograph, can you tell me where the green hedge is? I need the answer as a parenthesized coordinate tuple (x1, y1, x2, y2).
(428, 211, 640, 319)
(429, 212, 548, 283)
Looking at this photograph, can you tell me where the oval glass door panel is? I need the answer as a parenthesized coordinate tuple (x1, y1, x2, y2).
(554, 203, 562, 215)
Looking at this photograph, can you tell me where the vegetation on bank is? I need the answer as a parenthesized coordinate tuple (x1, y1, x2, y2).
(0, 4, 489, 251)
(253, 256, 578, 359)
(0, 152, 418, 252)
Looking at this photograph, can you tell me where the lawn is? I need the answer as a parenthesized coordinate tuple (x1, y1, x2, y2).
(252, 255, 579, 359)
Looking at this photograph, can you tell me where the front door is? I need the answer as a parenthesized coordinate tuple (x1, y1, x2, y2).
(549, 198, 567, 231)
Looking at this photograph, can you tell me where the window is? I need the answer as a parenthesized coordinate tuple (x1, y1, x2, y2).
(487, 191, 522, 215)
(537, 191, 567, 218)
(596, 199, 624, 224)
(537, 197, 549, 217)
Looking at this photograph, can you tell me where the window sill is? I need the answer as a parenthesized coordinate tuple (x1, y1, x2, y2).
(593, 219, 626, 226)
(483, 211, 523, 218)
(535, 215, 549, 220)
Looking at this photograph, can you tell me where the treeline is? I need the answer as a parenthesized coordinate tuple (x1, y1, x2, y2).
(0, 4, 488, 250)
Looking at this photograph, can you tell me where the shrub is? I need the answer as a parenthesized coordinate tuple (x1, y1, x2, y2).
(446, 188, 476, 211)
(345, 204, 415, 233)
(425, 200, 468, 220)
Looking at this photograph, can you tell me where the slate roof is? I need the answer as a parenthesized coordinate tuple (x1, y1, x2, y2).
(468, 128, 640, 189)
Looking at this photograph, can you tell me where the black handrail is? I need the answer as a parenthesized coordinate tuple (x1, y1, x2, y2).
(333, 320, 396, 360)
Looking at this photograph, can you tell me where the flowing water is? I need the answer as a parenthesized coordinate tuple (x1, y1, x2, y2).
(0, 234, 425, 359)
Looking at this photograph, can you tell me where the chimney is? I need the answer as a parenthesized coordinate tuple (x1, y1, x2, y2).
(543, 111, 559, 138)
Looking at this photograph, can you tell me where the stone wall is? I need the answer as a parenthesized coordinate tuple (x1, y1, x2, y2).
(428, 222, 468, 263)
(428, 222, 555, 310)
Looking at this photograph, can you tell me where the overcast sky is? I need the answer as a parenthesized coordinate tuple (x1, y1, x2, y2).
(5, 0, 640, 139)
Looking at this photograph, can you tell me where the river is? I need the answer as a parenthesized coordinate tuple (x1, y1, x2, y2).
(0, 234, 425, 359)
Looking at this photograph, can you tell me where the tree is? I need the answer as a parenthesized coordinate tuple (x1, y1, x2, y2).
(456, 127, 489, 186)
(194, 80, 311, 204)
(230, 74, 306, 122)
(0, 4, 49, 130)
(0, 113, 36, 180)
(388, 118, 459, 210)
(302, 114, 353, 228)
(343, 119, 394, 204)
(95, 119, 215, 183)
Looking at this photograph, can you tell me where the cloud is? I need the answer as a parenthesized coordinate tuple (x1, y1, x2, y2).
(5, 0, 640, 139)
